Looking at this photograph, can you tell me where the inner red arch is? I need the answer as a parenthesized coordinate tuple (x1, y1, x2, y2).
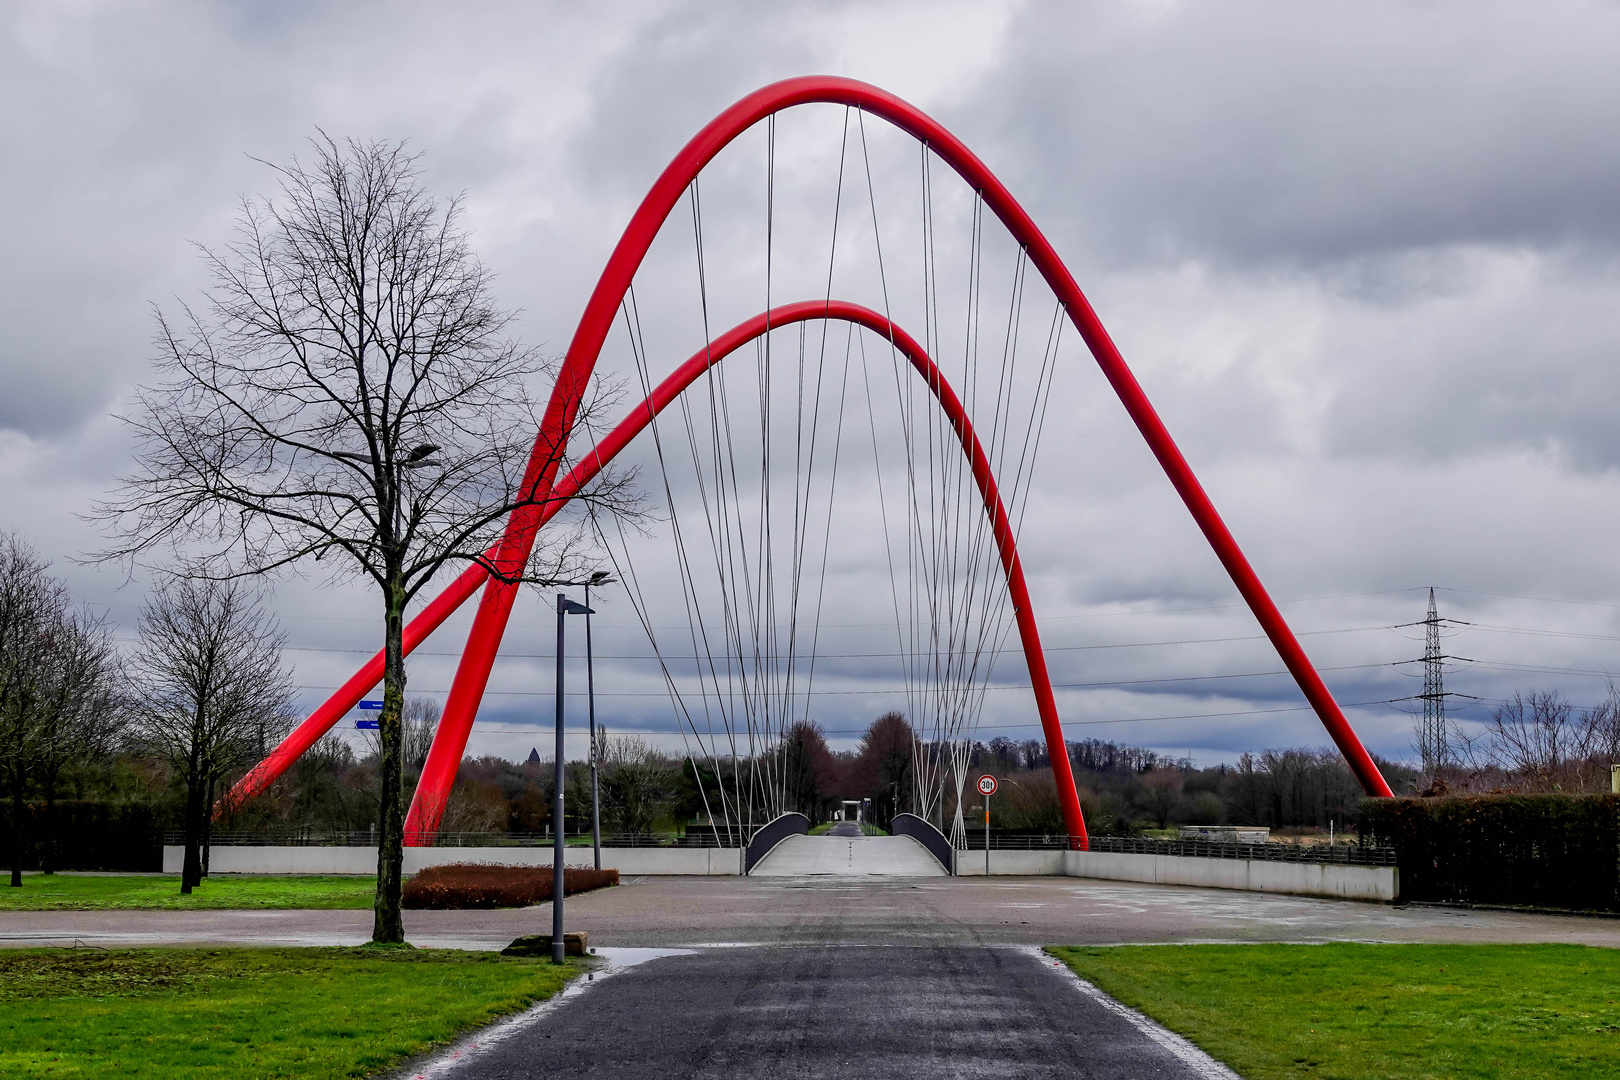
(430, 301, 1091, 842)
(221, 302, 1093, 842)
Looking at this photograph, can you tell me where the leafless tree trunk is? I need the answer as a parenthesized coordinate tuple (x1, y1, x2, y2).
(96, 135, 632, 941)
(131, 578, 294, 894)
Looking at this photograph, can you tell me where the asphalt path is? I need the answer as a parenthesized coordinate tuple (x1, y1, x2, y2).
(6, 876, 1620, 950)
(401, 945, 1236, 1080)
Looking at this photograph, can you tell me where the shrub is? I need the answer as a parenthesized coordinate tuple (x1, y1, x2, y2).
(1360, 794, 1620, 910)
(401, 863, 617, 909)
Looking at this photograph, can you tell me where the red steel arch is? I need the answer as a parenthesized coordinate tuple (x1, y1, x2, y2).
(222, 76, 1392, 836)
(407, 75, 1393, 828)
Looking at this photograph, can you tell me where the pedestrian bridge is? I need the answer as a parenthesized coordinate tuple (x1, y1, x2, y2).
(748, 824, 948, 877)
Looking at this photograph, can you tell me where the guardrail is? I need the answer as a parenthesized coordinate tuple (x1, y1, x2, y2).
(171, 830, 731, 849)
(953, 833, 1396, 866)
(743, 812, 810, 873)
(890, 813, 955, 875)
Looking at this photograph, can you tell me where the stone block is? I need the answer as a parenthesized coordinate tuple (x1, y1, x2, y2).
(502, 931, 589, 957)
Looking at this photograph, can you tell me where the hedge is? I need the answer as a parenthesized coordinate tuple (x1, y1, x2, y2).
(0, 801, 168, 872)
(402, 863, 619, 909)
(1360, 794, 1620, 910)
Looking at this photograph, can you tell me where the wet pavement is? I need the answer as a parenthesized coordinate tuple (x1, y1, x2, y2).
(4, 875, 1617, 951)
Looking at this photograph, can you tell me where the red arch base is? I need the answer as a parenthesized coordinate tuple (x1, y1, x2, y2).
(220, 76, 1392, 842)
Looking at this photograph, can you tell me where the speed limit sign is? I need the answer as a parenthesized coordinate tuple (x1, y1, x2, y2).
(977, 775, 998, 797)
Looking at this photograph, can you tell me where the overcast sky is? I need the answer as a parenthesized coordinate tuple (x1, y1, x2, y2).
(5, 0, 1620, 778)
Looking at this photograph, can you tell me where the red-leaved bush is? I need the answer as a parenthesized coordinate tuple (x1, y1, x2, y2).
(402, 863, 619, 909)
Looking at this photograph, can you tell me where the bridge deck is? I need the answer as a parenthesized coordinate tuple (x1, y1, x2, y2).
(749, 833, 947, 876)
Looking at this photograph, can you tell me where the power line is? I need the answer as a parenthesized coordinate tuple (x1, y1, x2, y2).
(227, 622, 1396, 661)
(407, 697, 1404, 737)
(1433, 586, 1620, 611)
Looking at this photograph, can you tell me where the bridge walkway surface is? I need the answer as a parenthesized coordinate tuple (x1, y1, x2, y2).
(747, 831, 948, 877)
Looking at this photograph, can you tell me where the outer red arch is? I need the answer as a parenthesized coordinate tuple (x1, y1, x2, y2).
(222, 75, 1390, 828)
(418, 74, 1391, 816)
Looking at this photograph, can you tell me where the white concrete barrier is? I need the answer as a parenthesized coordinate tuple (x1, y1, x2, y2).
(163, 845, 744, 876)
(164, 843, 1394, 898)
(951, 848, 1396, 901)
(953, 849, 1065, 876)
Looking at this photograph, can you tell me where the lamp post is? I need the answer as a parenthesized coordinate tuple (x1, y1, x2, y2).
(583, 572, 615, 872)
(552, 590, 594, 964)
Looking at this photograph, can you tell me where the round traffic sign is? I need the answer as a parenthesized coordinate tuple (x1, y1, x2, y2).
(977, 775, 998, 797)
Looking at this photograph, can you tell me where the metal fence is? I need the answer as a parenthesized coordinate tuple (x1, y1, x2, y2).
(168, 830, 733, 849)
(954, 833, 1396, 866)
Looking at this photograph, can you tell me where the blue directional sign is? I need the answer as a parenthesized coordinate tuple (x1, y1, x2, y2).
(355, 719, 379, 730)
(357, 700, 384, 710)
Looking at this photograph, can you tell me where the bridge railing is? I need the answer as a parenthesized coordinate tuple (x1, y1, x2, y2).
(174, 830, 735, 849)
(744, 812, 811, 873)
(891, 814, 955, 875)
(955, 833, 1396, 865)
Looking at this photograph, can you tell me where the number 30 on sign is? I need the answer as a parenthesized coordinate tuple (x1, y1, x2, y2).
(977, 775, 998, 797)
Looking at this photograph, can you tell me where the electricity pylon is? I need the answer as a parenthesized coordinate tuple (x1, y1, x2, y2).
(1417, 588, 1450, 774)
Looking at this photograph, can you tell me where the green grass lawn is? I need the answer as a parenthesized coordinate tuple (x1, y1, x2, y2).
(0, 946, 581, 1078)
(0, 875, 375, 911)
(1050, 943, 1620, 1080)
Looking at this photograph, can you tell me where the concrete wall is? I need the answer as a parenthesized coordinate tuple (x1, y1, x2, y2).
(1063, 850, 1396, 901)
(164, 846, 744, 876)
(953, 849, 1065, 876)
(165, 844, 1393, 898)
(950, 848, 1396, 901)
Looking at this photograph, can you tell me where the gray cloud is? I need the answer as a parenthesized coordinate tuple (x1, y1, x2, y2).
(983, 1, 1620, 270)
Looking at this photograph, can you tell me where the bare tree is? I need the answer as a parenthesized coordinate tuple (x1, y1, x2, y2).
(1580, 681, 1620, 778)
(132, 578, 294, 893)
(1464, 685, 1620, 793)
(0, 535, 122, 887)
(1138, 767, 1184, 830)
(95, 136, 629, 941)
(31, 608, 122, 875)
(358, 695, 438, 774)
(599, 733, 675, 836)
(1484, 691, 1583, 790)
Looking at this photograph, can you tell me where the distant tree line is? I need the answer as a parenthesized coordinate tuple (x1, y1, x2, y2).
(9, 510, 1615, 870)
(0, 532, 297, 884)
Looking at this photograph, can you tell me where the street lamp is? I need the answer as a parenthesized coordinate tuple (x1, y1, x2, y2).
(582, 571, 614, 871)
(552, 590, 594, 964)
